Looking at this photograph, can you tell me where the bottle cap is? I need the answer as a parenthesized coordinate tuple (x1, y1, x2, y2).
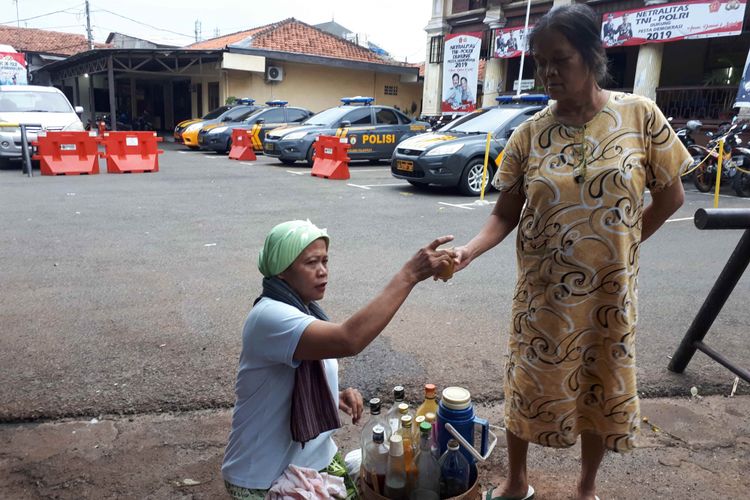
(369, 397, 381, 414)
(442, 386, 471, 410)
(400, 414, 413, 428)
(389, 434, 404, 455)
(372, 424, 385, 443)
(419, 421, 432, 434)
(447, 438, 460, 451)
(425, 412, 436, 423)
(424, 383, 437, 398)
(393, 385, 405, 401)
(415, 415, 425, 426)
(398, 402, 409, 415)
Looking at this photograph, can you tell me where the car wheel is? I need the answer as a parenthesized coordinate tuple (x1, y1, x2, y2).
(306, 145, 316, 167)
(459, 159, 493, 196)
(0, 157, 13, 170)
(732, 171, 750, 197)
(223, 137, 232, 154)
(280, 158, 296, 165)
(187, 145, 199, 150)
(368, 159, 381, 165)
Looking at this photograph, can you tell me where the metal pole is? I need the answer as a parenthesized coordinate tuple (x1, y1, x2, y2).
(668, 228, 750, 373)
(108, 56, 117, 131)
(19, 124, 32, 177)
(516, 0, 532, 97)
(85, 0, 94, 50)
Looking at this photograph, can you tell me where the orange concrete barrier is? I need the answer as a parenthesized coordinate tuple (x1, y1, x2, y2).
(99, 131, 163, 173)
(311, 135, 351, 180)
(32, 131, 100, 176)
(228, 128, 257, 161)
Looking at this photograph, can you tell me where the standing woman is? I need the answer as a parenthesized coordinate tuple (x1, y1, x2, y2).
(222, 220, 453, 498)
(453, 5, 691, 500)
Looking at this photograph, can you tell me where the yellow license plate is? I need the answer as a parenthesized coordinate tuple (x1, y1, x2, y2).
(396, 160, 413, 172)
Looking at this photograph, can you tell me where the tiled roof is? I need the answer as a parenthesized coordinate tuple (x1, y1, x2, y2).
(0, 25, 109, 56)
(187, 18, 402, 66)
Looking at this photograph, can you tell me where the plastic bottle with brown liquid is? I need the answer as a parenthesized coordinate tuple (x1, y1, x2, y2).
(385, 434, 408, 500)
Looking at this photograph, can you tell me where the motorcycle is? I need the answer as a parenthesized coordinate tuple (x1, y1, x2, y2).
(675, 119, 702, 149)
(691, 122, 747, 193)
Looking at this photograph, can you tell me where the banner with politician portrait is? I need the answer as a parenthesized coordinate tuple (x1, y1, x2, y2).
(493, 26, 533, 59)
(735, 48, 750, 107)
(601, 0, 746, 48)
(441, 32, 481, 115)
(0, 52, 27, 85)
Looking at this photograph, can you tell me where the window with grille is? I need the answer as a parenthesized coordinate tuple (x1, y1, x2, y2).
(384, 85, 399, 96)
(429, 35, 444, 64)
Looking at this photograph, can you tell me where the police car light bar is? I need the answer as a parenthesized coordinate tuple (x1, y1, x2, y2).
(265, 100, 288, 107)
(496, 94, 549, 104)
(235, 98, 256, 105)
(340, 96, 374, 105)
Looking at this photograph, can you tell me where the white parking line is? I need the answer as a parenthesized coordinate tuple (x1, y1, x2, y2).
(240, 162, 255, 166)
(666, 216, 693, 223)
(348, 183, 370, 190)
(287, 170, 306, 176)
(204, 156, 222, 160)
(348, 182, 407, 190)
(438, 202, 475, 210)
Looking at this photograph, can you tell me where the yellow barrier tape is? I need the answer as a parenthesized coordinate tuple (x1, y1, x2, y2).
(480, 132, 491, 201)
(714, 138, 724, 208)
(681, 145, 718, 177)
(0, 123, 20, 127)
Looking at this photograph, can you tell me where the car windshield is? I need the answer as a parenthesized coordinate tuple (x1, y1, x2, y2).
(0, 91, 73, 113)
(203, 106, 231, 119)
(303, 107, 350, 126)
(443, 108, 521, 134)
(219, 106, 254, 121)
(241, 108, 267, 123)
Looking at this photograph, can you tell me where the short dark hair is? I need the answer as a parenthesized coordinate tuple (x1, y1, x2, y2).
(460, 77, 468, 83)
(452, 73, 459, 80)
(529, 3, 609, 85)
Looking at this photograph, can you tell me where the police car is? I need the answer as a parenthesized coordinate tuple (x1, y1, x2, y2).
(263, 97, 430, 166)
(391, 94, 549, 195)
(199, 101, 313, 154)
(178, 98, 258, 149)
(173, 105, 232, 144)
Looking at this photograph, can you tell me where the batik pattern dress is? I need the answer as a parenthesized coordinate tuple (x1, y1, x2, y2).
(493, 92, 692, 452)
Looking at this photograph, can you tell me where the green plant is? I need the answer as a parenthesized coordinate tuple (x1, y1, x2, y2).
(225, 96, 238, 105)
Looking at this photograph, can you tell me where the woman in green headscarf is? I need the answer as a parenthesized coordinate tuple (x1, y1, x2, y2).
(222, 220, 454, 498)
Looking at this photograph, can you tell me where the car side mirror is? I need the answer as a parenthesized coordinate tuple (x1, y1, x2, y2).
(340, 120, 351, 128)
(74, 106, 84, 114)
(256, 119, 265, 125)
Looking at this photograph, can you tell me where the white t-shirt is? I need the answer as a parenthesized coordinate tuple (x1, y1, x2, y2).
(221, 298, 339, 489)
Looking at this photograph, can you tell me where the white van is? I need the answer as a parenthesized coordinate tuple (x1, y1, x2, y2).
(0, 85, 84, 166)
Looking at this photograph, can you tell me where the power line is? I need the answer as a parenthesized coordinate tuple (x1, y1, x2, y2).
(0, 3, 83, 25)
(92, 7, 193, 39)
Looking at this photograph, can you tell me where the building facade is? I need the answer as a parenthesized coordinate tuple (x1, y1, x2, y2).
(423, 0, 750, 127)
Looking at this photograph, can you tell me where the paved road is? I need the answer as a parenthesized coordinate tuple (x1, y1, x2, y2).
(2, 144, 749, 421)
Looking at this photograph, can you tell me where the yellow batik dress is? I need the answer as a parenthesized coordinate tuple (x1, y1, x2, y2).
(493, 92, 692, 452)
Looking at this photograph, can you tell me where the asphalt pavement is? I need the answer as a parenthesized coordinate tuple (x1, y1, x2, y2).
(1, 143, 749, 425)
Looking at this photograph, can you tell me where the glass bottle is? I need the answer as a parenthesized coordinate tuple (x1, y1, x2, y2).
(385, 434, 408, 500)
(399, 414, 418, 493)
(424, 412, 439, 459)
(413, 415, 426, 443)
(410, 422, 441, 500)
(387, 385, 406, 433)
(416, 383, 439, 419)
(438, 438, 471, 498)
(361, 397, 391, 456)
(363, 424, 389, 494)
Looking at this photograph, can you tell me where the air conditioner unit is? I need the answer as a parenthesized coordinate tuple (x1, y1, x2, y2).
(266, 66, 284, 82)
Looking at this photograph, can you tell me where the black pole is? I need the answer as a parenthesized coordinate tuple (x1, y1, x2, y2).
(19, 124, 32, 177)
(668, 228, 750, 373)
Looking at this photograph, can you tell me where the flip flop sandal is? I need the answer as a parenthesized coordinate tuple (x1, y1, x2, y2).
(485, 485, 535, 500)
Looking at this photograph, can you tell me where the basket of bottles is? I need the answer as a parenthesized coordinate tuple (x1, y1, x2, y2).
(357, 384, 486, 500)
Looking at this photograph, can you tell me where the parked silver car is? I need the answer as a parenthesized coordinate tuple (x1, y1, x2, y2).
(0, 85, 84, 167)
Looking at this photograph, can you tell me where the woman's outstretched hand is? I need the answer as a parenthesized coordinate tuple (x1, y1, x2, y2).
(403, 235, 456, 283)
(452, 245, 473, 273)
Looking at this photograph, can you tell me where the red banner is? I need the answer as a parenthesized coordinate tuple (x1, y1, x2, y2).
(601, 0, 746, 48)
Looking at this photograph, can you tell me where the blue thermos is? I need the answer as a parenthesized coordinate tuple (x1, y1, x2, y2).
(437, 386, 495, 464)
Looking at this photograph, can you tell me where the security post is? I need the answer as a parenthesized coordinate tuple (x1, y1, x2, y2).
(480, 132, 491, 200)
(714, 138, 724, 208)
(668, 208, 750, 383)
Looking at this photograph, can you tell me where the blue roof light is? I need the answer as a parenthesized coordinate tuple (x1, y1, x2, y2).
(235, 97, 256, 105)
(340, 96, 375, 105)
(496, 94, 549, 105)
(265, 100, 288, 107)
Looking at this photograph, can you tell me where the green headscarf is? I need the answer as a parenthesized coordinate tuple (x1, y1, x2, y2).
(258, 220, 330, 278)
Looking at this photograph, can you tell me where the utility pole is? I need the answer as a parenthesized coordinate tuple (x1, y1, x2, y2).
(194, 20, 201, 42)
(85, 0, 94, 50)
(13, 0, 19, 27)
